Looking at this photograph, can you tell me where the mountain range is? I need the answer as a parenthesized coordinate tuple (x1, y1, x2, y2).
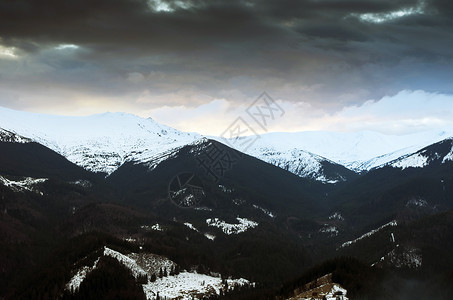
(1, 106, 453, 299)
(1, 106, 452, 181)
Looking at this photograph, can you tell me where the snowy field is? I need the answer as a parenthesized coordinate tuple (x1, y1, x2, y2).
(65, 246, 251, 299)
(206, 217, 258, 234)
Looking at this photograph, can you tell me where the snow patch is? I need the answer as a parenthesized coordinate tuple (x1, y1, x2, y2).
(328, 212, 344, 221)
(127, 252, 176, 276)
(442, 145, 453, 163)
(327, 284, 348, 300)
(142, 272, 251, 300)
(253, 204, 276, 218)
(134, 145, 182, 171)
(204, 233, 216, 241)
(0, 175, 47, 194)
(320, 225, 339, 237)
(0, 128, 31, 143)
(387, 247, 422, 269)
(141, 224, 164, 231)
(232, 198, 246, 206)
(66, 258, 100, 292)
(391, 152, 429, 170)
(206, 217, 258, 235)
(194, 206, 213, 211)
(340, 220, 397, 249)
(69, 180, 92, 188)
(184, 222, 199, 232)
(406, 197, 428, 207)
(218, 184, 233, 193)
(66, 246, 148, 292)
(372, 246, 422, 269)
(103, 247, 147, 278)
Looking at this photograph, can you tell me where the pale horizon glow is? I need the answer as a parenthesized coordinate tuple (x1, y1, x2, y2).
(2, 90, 453, 137)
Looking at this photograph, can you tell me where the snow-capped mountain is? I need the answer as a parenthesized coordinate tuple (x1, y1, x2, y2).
(3, 108, 453, 300)
(236, 129, 453, 173)
(0, 106, 201, 174)
(214, 129, 453, 183)
(382, 138, 453, 170)
(239, 145, 356, 184)
(2, 105, 453, 181)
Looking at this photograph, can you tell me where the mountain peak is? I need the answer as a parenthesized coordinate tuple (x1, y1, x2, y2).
(0, 106, 201, 174)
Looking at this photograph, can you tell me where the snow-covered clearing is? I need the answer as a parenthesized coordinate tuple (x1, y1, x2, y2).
(142, 272, 250, 300)
(65, 246, 252, 299)
(206, 217, 258, 234)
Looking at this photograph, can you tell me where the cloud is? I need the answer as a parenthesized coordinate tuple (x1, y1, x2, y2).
(145, 90, 453, 136)
(328, 90, 453, 133)
(0, 0, 452, 125)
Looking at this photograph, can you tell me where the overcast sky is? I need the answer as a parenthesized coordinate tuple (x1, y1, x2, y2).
(1, 0, 453, 135)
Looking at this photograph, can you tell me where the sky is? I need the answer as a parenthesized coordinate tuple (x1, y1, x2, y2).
(1, 0, 453, 135)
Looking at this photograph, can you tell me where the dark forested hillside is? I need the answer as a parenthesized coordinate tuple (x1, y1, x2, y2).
(1, 136, 453, 299)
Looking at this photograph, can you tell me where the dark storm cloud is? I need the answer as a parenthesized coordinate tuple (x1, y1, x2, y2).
(0, 0, 452, 112)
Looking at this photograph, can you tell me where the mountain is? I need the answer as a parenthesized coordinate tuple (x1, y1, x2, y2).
(107, 139, 330, 218)
(382, 137, 453, 170)
(1, 137, 317, 298)
(328, 138, 453, 232)
(0, 106, 201, 175)
(2, 106, 452, 183)
(2, 107, 453, 299)
(0, 129, 95, 180)
(238, 142, 358, 184)
(238, 129, 453, 172)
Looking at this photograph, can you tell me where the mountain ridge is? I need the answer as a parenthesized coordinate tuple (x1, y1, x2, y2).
(2, 106, 452, 182)
(0, 106, 201, 174)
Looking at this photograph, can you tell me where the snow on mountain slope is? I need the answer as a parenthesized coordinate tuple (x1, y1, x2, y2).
(206, 217, 258, 235)
(2, 105, 453, 178)
(66, 258, 100, 292)
(0, 128, 31, 143)
(248, 146, 352, 183)
(381, 138, 453, 170)
(339, 220, 397, 249)
(443, 145, 453, 163)
(226, 129, 453, 173)
(143, 272, 251, 300)
(372, 245, 422, 269)
(391, 152, 429, 170)
(65, 246, 251, 299)
(0, 106, 201, 174)
(0, 175, 47, 194)
(211, 136, 357, 183)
